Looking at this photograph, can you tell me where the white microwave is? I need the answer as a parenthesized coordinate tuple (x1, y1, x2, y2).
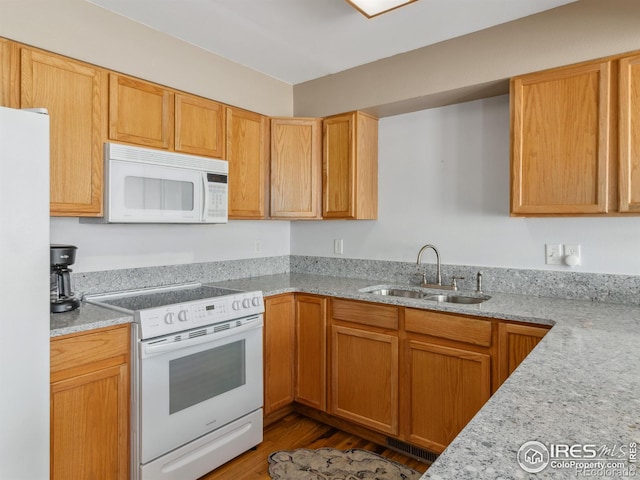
(88, 143, 228, 224)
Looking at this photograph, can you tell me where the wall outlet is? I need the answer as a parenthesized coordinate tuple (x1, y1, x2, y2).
(334, 239, 344, 255)
(545, 244, 563, 265)
(564, 244, 581, 266)
(254, 240, 262, 254)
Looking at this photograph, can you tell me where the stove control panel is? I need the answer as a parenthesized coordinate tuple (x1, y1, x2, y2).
(137, 291, 264, 339)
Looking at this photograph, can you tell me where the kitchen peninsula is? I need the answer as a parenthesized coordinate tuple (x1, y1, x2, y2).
(51, 266, 640, 479)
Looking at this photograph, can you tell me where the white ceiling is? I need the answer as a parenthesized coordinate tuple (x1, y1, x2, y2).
(87, 0, 577, 85)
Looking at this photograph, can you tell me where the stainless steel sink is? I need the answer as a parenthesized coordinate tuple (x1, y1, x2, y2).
(368, 288, 426, 299)
(424, 294, 490, 304)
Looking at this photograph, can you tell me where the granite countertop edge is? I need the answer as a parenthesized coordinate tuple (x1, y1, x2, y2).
(49, 273, 640, 479)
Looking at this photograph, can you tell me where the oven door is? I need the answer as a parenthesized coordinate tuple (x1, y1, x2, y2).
(138, 316, 263, 464)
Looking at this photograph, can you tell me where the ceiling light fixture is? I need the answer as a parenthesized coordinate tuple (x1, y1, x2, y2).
(346, 0, 418, 18)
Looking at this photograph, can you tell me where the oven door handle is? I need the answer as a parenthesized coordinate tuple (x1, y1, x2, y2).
(141, 317, 263, 358)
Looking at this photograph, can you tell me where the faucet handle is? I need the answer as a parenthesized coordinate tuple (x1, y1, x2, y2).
(451, 276, 465, 290)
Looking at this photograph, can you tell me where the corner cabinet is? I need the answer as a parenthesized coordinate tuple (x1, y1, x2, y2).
(323, 111, 378, 219)
(329, 299, 399, 435)
(20, 47, 106, 216)
(50, 325, 130, 480)
(498, 321, 550, 383)
(226, 106, 270, 219)
(263, 294, 296, 415)
(295, 295, 328, 411)
(270, 117, 322, 219)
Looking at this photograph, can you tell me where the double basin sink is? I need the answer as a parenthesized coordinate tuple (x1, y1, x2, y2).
(364, 287, 490, 304)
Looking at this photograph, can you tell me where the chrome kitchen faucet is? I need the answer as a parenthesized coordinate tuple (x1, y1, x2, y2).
(416, 244, 462, 290)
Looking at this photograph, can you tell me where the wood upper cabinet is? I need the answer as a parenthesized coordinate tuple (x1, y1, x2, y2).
(511, 61, 613, 215)
(498, 321, 549, 384)
(0, 38, 15, 107)
(403, 308, 492, 453)
(264, 294, 296, 415)
(50, 325, 129, 480)
(109, 73, 173, 149)
(295, 294, 327, 411)
(270, 117, 322, 219)
(226, 106, 270, 218)
(330, 299, 399, 435)
(175, 93, 225, 158)
(323, 111, 378, 219)
(20, 47, 106, 216)
(619, 53, 640, 213)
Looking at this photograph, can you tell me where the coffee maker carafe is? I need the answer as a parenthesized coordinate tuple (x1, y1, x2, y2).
(50, 244, 80, 313)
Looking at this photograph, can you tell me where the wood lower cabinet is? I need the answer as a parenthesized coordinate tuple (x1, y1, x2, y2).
(175, 93, 225, 158)
(50, 325, 130, 480)
(498, 321, 550, 383)
(20, 47, 106, 216)
(295, 295, 327, 411)
(323, 111, 378, 219)
(330, 299, 399, 435)
(264, 294, 296, 415)
(270, 117, 322, 219)
(226, 106, 270, 219)
(109, 73, 173, 149)
(404, 339, 490, 453)
(403, 308, 492, 453)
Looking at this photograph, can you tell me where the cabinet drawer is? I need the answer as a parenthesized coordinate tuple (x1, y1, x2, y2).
(405, 308, 492, 347)
(331, 298, 398, 330)
(51, 325, 130, 374)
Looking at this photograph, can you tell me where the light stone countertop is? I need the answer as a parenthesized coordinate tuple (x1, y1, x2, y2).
(50, 272, 640, 478)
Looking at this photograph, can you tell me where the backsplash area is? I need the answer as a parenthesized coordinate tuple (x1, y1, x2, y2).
(72, 255, 640, 306)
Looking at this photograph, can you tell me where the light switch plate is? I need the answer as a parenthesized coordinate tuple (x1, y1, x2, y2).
(545, 244, 562, 265)
(334, 239, 344, 255)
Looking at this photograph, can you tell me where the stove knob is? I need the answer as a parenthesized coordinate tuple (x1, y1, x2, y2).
(232, 300, 241, 311)
(251, 296, 261, 307)
(242, 298, 251, 308)
(164, 312, 174, 324)
(178, 310, 189, 322)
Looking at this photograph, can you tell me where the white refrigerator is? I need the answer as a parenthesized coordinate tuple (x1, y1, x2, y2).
(0, 106, 50, 479)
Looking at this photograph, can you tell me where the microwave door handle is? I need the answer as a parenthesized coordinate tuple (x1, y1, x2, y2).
(201, 173, 209, 222)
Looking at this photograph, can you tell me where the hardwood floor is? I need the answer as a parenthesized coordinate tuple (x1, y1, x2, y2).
(199, 413, 430, 479)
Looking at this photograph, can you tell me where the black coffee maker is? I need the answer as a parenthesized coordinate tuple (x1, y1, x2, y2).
(50, 244, 80, 313)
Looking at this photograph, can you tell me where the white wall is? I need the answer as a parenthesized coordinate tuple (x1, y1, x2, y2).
(51, 218, 290, 273)
(291, 95, 640, 276)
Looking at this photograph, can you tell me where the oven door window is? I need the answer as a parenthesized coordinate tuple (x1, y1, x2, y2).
(169, 340, 245, 414)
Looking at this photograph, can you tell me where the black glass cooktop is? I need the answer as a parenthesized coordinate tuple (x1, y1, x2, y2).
(99, 285, 241, 311)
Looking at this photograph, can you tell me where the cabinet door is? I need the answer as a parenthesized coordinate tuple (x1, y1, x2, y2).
(498, 322, 549, 384)
(21, 48, 105, 216)
(0, 38, 17, 107)
(264, 295, 295, 415)
(619, 54, 640, 213)
(330, 324, 398, 435)
(295, 295, 327, 411)
(175, 93, 225, 158)
(50, 326, 129, 480)
(511, 62, 612, 215)
(109, 73, 173, 149)
(406, 340, 490, 453)
(51, 364, 128, 480)
(226, 106, 270, 219)
(323, 112, 378, 219)
(270, 118, 322, 219)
